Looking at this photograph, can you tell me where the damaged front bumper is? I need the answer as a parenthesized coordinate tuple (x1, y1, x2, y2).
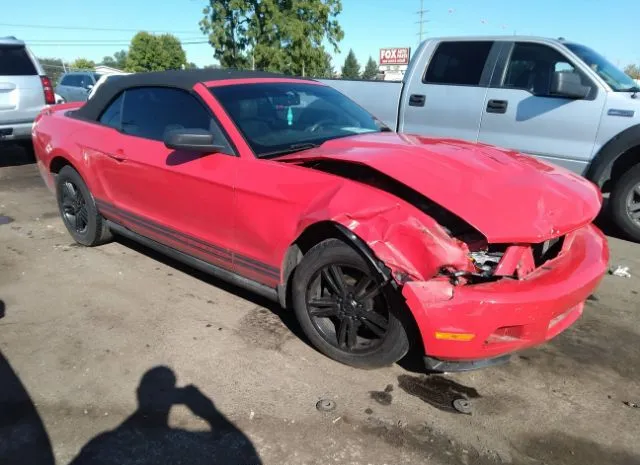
(402, 224, 609, 369)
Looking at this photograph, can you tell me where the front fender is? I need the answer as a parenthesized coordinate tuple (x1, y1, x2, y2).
(292, 183, 471, 282)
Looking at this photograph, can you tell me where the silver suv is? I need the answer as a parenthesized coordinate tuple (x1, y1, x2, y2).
(56, 71, 102, 103)
(0, 37, 54, 143)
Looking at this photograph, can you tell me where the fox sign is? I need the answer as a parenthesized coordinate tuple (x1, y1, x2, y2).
(379, 47, 411, 65)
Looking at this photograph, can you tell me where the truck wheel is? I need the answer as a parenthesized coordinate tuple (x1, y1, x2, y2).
(291, 239, 410, 369)
(55, 166, 112, 246)
(610, 164, 640, 242)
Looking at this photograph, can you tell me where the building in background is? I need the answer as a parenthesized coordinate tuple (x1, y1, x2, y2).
(378, 47, 410, 81)
(94, 65, 125, 76)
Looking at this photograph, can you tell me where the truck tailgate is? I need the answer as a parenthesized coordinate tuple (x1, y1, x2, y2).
(317, 79, 403, 130)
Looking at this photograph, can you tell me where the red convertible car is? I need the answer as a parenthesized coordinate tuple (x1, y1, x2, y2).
(33, 70, 609, 372)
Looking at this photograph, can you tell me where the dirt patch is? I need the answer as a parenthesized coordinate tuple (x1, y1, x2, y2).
(520, 431, 640, 465)
(397, 374, 480, 414)
(361, 418, 507, 464)
(369, 384, 394, 406)
(236, 307, 294, 351)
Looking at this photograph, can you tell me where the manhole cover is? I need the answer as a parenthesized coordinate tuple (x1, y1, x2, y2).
(0, 216, 14, 225)
(316, 398, 336, 412)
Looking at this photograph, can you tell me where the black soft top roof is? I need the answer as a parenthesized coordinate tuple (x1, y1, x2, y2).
(73, 69, 309, 122)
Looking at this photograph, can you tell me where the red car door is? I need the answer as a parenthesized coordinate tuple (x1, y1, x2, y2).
(92, 86, 238, 273)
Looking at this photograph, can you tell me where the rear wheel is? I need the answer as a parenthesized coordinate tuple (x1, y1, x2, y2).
(610, 164, 640, 242)
(292, 239, 410, 369)
(56, 166, 111, 246)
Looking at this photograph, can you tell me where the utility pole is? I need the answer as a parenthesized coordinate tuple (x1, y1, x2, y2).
(416, 0, 429, 45)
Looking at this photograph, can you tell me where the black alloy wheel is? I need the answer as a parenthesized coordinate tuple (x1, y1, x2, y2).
(60, 180, 89, 234)
(292, 239, 410, 369)
(306, 263, 390, 353)
(55, 165, 112, 246)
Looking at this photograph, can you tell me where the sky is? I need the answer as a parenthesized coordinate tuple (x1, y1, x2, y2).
(2, 0, 637, 71)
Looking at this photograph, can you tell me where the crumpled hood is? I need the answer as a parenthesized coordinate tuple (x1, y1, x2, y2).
(279, 132, 602, 243)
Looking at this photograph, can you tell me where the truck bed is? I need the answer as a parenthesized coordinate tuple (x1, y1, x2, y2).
(317, 79, 403, 130)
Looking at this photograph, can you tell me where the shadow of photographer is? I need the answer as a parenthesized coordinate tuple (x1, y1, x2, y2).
(69, 366, 262, 465)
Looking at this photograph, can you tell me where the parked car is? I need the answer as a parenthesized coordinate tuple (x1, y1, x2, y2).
(55, 71, 102, 103)
(32, 70, 608, 372)
(320, 36, 640, 241)
(87, 72, 128, 100)
(0, 36, 55, 144)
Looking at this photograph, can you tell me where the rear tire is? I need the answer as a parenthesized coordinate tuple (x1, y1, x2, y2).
(292, 239, 410, 369)
(610, 164, 640, 242)
(56, 166, 112, 246)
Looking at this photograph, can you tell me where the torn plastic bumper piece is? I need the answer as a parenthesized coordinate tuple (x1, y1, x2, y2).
(402, 223, 609, 364)
(424, 354, 511, 373)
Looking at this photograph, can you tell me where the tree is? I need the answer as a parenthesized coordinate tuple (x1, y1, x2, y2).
(100, 50, 127, 70)
(199, 0, 344, 74)
(199, 0, 251, 69)
(113, 50, 128, 69)
(362, 56, 378, 80)
(101, 56, 117, 67)
(625, 64, 640, 80)
(70, 58, 95, 70)
(341, 49, 360, 79)
(312, 52, 334, 78)
(185, 62, 198, 69)
(126, 32, 187, 72)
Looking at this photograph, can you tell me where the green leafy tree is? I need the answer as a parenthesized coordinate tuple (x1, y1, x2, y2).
(625, 64, 640, 80)
(362, 56, 378, 80)
(126, 32, 187, 72)
(186, 62, 199, 69)
(200, 0, 344, 74)
(200, 0, 251, 69)
(113, 50, 128, 69)
(101, 56, 117, 67)
(100, 50, 128, 70)
(311, 51, 334, 78)
(70, 58, 95, 70)
(341, 49, 360, 79)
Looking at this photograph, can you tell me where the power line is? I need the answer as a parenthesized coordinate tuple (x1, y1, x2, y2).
(26, 37, 204, 44)
(0, 22, 198, 34)
(29, 41, 209, 47)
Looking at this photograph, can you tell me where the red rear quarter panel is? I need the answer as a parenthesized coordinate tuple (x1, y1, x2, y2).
(33, 103, 96, 192)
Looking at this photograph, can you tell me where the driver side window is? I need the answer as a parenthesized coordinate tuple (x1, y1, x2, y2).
(502, 43, 591, 97)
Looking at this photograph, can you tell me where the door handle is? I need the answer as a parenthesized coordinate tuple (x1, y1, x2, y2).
(107, 149, 127, 162)
(408, 94, 426, 107)
(486, 99, 508, 114)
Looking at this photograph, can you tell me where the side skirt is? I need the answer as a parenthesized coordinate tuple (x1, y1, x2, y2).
(106, 220, 280, 303)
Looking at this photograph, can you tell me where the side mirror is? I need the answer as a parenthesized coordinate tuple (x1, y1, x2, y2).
(550, 71, 590, 99)
(164, 128, 225, 153)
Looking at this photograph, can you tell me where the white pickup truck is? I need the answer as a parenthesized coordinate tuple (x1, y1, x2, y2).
(320, 35, 640, 241)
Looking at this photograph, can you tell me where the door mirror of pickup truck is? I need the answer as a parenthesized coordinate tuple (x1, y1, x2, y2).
(164, 128, 226, 153)
(550, 71, 590, 99)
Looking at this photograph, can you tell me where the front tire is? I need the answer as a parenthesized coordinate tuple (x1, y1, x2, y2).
(610, 164, 640, 242)
(56, 166, 111, 246)
(292, 239, 410, 369)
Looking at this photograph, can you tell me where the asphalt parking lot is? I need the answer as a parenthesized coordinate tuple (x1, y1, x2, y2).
(1, 144, 640, 465)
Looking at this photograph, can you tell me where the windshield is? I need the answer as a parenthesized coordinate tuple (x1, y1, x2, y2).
(210, 82, 382, 158)
(565, 43, 638, 92)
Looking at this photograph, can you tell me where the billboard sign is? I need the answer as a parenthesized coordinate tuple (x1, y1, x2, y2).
(379, 47, 410, 65)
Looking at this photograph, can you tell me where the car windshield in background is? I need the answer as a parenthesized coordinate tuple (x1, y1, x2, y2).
(210, 82, 381, 158)
(565, 43, 638, 92)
